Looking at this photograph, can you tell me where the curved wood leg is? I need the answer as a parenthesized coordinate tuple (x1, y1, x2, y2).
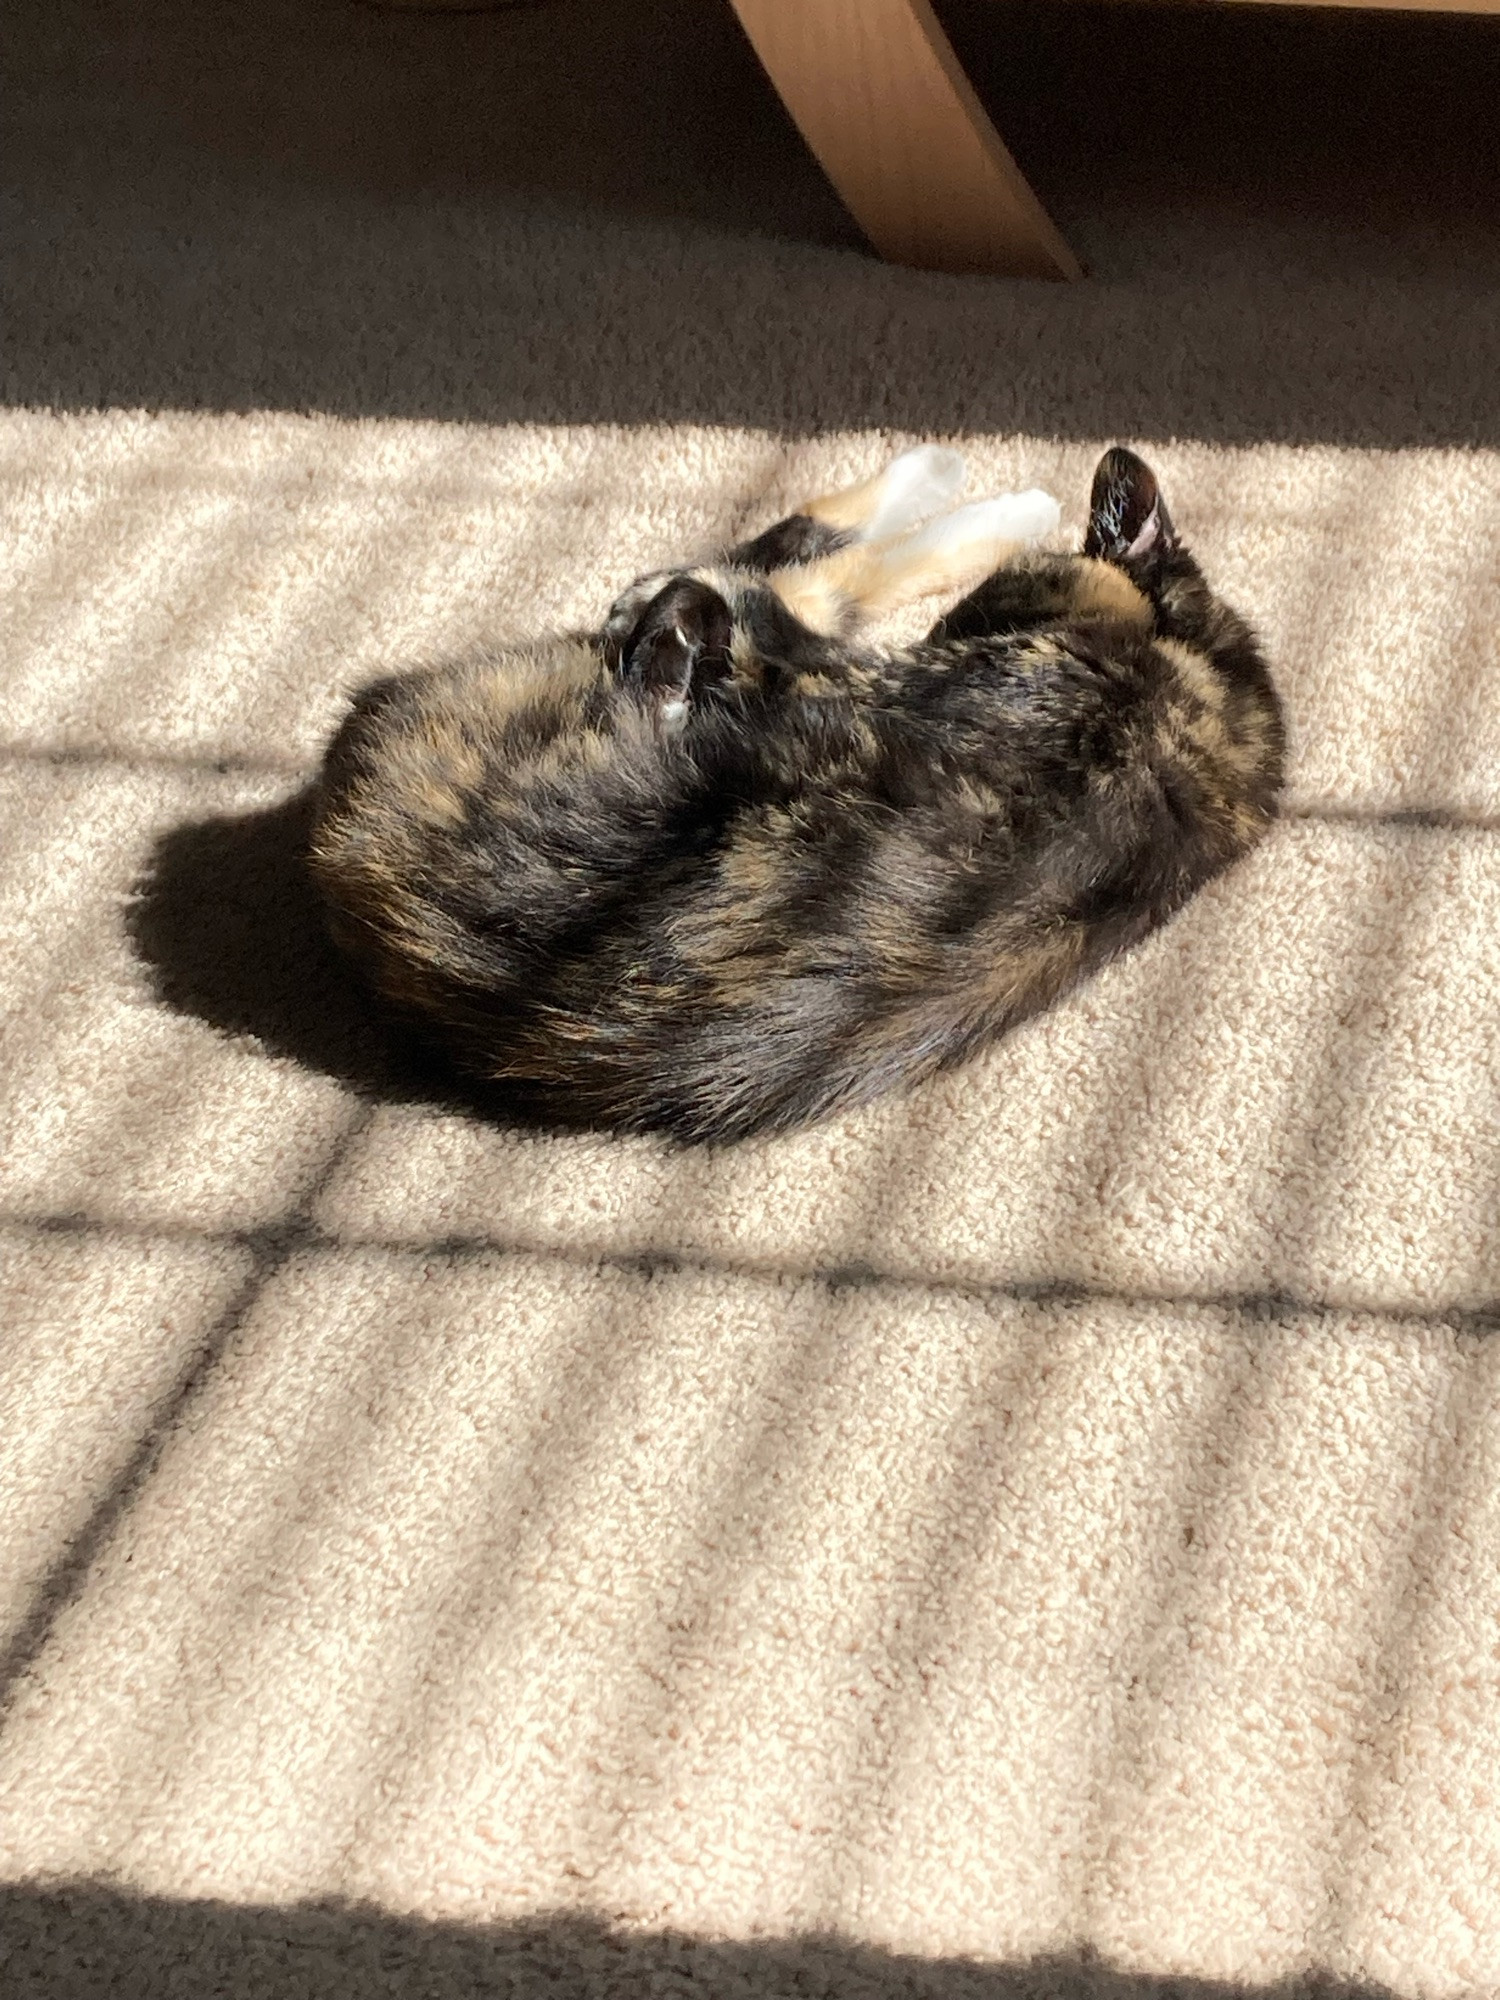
(728, 0, 1081, 280)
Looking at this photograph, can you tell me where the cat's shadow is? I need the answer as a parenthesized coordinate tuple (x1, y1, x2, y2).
(127, 787, 568, 1137)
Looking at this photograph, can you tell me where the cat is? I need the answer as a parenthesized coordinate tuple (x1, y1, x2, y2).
(309, 445, 1284, 1144)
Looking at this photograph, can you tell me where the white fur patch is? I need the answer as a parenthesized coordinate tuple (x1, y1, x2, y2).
(846, 489, 1063, 614)
(905, 489, 1063, 562)
(769, 484, 1063, 632)
(861, 445, 969, 541)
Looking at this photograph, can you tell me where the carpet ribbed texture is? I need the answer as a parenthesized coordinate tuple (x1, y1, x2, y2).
(3, 0, 1500, 1996)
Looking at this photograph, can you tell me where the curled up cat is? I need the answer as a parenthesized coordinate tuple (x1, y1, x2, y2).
(309, 446, 1284, 1144)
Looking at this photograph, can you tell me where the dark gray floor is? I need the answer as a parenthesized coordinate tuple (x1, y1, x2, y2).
(4, 0, 1498, 441)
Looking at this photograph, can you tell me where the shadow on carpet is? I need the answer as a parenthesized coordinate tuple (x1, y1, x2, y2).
(0, 1883, 1405, 2000)
(126, 787, 567, 1137)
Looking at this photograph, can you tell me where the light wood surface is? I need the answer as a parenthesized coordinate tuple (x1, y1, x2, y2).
(728, 0, 1082, 280)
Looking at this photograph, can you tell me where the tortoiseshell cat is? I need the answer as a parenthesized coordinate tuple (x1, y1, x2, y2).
(310, 447, 1284, 1143)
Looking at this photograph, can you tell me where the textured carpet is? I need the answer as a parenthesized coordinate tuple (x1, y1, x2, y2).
(3, 0, 1500, 1996)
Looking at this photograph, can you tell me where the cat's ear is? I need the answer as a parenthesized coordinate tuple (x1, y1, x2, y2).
(1084, 447, 1179, 565)
(620, 576, 734, 724)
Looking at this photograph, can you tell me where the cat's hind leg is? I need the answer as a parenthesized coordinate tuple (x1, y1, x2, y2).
(727, 444, 967, 571)
(801, 443, 970, 541)
(608, 446, 970, 648)
(769, 487, 1061, 637)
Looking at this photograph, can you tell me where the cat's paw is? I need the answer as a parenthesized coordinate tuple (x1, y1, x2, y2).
(602, 568, 676, 669)
(797, 444, 968, 545)
(971, 488, 1063, 546)
(616, 575, 735, 735)
(861, 445, 969, 540)
(893, 488, 1063, 577)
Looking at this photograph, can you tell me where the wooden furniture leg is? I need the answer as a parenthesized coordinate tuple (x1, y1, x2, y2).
(727, 0, 1081, 280)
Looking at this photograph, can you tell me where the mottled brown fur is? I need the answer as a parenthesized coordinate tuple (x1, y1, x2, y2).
(310, 449, 1284, 1143)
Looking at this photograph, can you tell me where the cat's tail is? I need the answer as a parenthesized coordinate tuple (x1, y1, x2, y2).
(768, 488, 1063, 636)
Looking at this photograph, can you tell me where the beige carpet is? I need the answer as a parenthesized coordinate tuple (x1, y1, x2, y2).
(4, 0, 1500, 1995)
